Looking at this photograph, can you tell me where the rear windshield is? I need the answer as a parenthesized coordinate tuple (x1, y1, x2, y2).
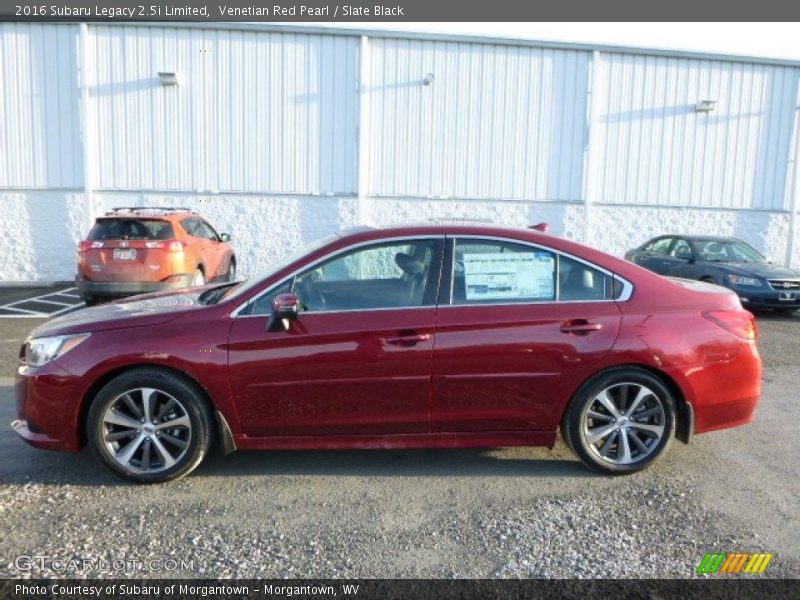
(89, 219, 174, 241)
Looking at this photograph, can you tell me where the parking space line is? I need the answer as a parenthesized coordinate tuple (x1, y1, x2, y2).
(29, 298, 75, 307)
(0, 306, 39, 314)
(0, 286, 85, 318)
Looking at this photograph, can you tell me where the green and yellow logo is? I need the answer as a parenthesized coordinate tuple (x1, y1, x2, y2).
(697, 552, 774, 574)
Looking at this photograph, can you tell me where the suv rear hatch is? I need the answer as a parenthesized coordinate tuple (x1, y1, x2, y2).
(79, 218, 183, 282)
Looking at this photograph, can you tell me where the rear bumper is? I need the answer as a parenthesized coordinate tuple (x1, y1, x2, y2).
(75, 274, 194, 298)
(687, 340, 762, 435)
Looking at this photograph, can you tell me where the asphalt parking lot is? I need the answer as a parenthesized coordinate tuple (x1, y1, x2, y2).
(0, 305, 798, 579)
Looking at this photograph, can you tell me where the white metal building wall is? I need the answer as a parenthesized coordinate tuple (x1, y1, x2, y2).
(0, 23, 82, 188)
(592, 53, 800, 210)
(365, 40, 590, 201)
(90, 26, 359, 194)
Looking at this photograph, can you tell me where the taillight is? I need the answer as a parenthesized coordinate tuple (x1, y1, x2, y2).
(166, 240, 186, 252)
(143, 240, 186, 252)
(78, 240, 103, 252)
(702, 310, 758, 340)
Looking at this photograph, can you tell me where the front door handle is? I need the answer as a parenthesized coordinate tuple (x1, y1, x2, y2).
(560, 320, 603, 335)
(383, 332, 431, 346)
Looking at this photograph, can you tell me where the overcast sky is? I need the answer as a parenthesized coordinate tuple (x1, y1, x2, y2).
(296, 22, 800, 62)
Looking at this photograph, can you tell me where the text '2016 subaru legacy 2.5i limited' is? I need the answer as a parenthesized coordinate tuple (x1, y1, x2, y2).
(13, 225, 762, 483)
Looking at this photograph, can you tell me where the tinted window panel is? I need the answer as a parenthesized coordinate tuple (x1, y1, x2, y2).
(453, 240, 556, 304)
(558, 256, 611, 301)
(89, 219, 174, 241)
(294, 240, 437, 312)
(645, 238, 673, 255)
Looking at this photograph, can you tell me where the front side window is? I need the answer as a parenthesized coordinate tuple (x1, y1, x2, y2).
(293, 239, 437, 312)
(670, 239, 693, 258)
(452, 239, 616, 304)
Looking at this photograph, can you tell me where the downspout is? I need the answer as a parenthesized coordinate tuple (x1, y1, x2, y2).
(582, 50, 604, 246)
(786, 77, 800, 268)
(78, 23, 98, 228)
(356, 35, 371, 226)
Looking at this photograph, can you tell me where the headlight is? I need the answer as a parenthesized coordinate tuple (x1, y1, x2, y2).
(727, 275, 761, 287)
(25, 334, 90, 367)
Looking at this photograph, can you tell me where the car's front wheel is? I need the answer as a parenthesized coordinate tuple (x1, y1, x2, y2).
(561, 367, 676, 474)
(87, 368, 214, 483)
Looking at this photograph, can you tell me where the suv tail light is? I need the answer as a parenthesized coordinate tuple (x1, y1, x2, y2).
(78, 240, 103, 252)
(143, 240, 186, 252)
(701, 309, 758, 340)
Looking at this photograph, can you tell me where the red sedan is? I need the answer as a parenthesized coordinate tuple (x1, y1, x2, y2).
(12, 225, 761, 483)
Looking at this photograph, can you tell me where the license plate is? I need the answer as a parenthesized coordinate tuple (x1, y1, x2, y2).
(779, 291, 796, 301)
(113, 248, 136, 261)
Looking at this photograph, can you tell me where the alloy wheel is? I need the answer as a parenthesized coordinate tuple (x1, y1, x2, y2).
(581, 382, 666, 465)
(101, 388, 192, 473)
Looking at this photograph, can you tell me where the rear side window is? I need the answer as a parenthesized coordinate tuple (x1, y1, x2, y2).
(88, 219, 174, 241)
(452, 239, 616, 304)
(453, 240, 556, 304)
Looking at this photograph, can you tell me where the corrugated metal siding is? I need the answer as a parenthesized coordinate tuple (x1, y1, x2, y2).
(366, 40, 590, 200)
(0, 23, 82, 188)
(593, 53, 800, 210)
(91, 26, 358, 194)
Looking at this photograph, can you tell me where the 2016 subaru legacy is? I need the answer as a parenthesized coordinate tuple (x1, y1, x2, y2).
(13, 225, 761, 483)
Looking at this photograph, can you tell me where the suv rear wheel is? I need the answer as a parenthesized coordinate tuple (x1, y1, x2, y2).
(87, 368, 214, 483)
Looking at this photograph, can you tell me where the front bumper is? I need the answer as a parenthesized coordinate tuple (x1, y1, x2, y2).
(75, 274, 194, 298)
(13, 362, 84, 453)
(735, 287, 800, 310)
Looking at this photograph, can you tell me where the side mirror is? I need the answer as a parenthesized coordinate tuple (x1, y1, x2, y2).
(220, 233, 232, 243)
(676, 251, 694, 262)
(267, 293, 301, 332)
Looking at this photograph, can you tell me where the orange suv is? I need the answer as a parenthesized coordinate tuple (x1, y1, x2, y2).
(76, 207, 236, 305)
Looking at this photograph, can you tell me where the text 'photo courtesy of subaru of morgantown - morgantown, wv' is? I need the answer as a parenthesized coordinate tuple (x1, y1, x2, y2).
(13, 224, 762, 483)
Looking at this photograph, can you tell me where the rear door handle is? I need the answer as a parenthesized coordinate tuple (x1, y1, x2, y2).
(560, 320, 603, 335)
(383, 332, 431, 346)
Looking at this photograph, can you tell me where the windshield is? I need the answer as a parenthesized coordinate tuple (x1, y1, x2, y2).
(218, 233, 341, 303)
(694, 240, 766, 263)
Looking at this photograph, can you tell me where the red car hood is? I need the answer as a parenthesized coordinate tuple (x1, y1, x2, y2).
(29, 288, 210, 337)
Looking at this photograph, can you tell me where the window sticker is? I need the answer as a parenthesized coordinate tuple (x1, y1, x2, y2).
(463, 252, 554, 301)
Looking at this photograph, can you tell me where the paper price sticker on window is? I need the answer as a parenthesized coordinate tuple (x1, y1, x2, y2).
(463, 252, 554, 301)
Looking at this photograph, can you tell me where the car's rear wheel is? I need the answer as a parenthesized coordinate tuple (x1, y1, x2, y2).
(227, 259, 236, 282)
(87, 369, 214, 483)
(562, 368, 676, 474)
(192, 268, 205, 287)
(83, 295, 100, 306)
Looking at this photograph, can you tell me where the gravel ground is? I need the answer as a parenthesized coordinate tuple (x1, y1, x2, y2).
(1, 313, 798, 579)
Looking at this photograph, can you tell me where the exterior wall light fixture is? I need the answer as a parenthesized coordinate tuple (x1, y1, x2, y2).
(695, 99, 717, 113)
(158, 72, 179, 86)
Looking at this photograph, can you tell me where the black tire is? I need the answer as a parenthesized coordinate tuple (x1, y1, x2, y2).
(562, 367, 676, 475)
(700, 276, 716, 284)
(83, 295, 99, 307)
(87, 368, 214, 483)
(227, 259, 237, 282)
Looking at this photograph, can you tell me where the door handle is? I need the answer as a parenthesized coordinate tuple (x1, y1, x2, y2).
(383, 332, 431, 346)
(560, 320, 603, 335)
